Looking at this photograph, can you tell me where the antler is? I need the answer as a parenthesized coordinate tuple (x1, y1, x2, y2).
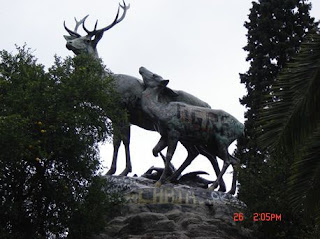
(101, 0, 130, 31)
(83, 0, 130, 37)
(63, 0, 129, 50)
(64, 15, 89, 37)
(74, 15, 89, 33)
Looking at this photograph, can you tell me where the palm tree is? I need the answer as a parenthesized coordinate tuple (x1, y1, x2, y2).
(258, 30, 320, 218)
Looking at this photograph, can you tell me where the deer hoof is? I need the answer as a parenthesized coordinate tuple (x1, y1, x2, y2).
(218, 186, 227, 192)
(208, 181, 219, 191)
(119, 171, 128, 176)
(106, 168, 116, 175)
(119, 168, 131, 176)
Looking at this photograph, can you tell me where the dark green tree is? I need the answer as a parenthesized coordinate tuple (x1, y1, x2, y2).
(0, 46, 125, 238)
(236, 0, 317, 238)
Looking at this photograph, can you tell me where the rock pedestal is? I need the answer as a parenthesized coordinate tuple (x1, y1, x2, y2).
(93, 176, 252, 239)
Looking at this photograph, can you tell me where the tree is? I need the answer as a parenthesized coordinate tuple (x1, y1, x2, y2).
(236, 0, 317, 237)
(258, 31, 320, 223)
(0, 46, 125, 238)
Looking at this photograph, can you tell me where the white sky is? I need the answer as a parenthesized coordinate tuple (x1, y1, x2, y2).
(1, 0, 319, 192)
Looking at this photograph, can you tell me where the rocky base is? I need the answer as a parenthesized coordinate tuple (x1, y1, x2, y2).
(93, 176, 252, 239)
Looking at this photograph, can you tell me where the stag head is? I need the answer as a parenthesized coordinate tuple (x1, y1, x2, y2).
(64, 0, 130, 58)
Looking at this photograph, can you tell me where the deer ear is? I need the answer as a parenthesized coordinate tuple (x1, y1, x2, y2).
(161, 80, 169, 86)
(64, 35, 77, 41)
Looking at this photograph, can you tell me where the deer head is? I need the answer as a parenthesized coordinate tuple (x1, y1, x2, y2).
(139, 66, 178, 97)
(64, 0, 130, 58)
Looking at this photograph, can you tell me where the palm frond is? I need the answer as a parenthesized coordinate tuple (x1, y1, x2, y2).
(288, 124, 320, 215)
(258, 31, 320, 154)
(257, 30, 320, 216)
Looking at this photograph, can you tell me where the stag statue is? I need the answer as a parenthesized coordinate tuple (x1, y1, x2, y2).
(63, 1, 226, 191)
(139, 67, 244, 194)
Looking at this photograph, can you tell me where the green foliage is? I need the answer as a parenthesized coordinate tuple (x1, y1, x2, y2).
(258, 32, 320, 220)
(236, 0, 318, 238)
(67, 176, 127, 239)
(0, 46, 126, 238)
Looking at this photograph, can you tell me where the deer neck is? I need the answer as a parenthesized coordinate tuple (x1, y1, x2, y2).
(141, 88, 165, 120)
(86, 51, 113, 77)
(89, 48, 99, 59)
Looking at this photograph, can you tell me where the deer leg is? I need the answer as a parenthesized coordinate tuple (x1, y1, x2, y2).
(209, 147, 230, 191)
(228, 155, 240, 195)
(156, 135, 178, 187)
(199, 147, 226, 192)
(106, 134, 121, 175)
(119, 124, 132, 176)
(209, 161, 230, 191)
(167, 145, 198, 183)
(152, 136, 176, 176)
(152, 136, 167, 157)
(208, 155, 226, 192)
(228, 165, 237, 195)
(159, 152, 176, 177)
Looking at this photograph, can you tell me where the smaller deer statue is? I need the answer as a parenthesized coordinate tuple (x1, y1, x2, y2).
(139, 67, 244, 194)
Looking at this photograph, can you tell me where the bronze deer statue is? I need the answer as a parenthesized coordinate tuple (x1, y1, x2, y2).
(139, 67, 244, 194)
(63, 1, 226, 191)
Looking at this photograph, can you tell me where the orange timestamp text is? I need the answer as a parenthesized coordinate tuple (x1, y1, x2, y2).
(233, 212, 282, 222)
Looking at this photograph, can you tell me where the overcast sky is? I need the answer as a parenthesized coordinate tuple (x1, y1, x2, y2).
(1, 0, 320, 191)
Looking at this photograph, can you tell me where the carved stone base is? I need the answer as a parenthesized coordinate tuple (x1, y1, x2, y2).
(93, 176, 252, 239)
